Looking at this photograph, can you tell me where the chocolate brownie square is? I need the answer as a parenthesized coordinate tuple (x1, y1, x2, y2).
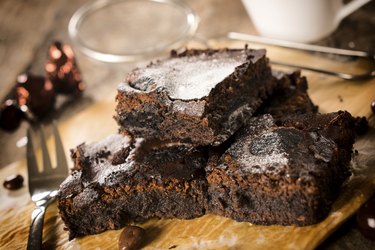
(115, 47, 276, 146)
(257, 70, 318, 117)
(206, 111, 356, 226)
(57, 134, 208, 239)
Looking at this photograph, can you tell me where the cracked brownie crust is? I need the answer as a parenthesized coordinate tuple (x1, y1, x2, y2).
(58, 134, 208, 239)
(206, 112, 356, 226)
(115, 47, 276, 146)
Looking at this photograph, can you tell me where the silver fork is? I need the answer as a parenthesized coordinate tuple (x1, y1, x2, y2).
(26, 122, 69, 250)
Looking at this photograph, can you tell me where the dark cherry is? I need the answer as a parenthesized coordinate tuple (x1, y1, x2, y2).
(45, 41, 85, 96)
(356, 194, 375, 241)
(0, 99, 24, 132)
(118, 225, 145, 250)
(371, 100, 375, 114)
(16, 73, 56, 118)
(3, 174, 24, 190)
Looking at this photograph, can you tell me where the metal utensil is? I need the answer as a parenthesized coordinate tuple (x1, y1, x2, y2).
(228, 32, 375, 80)
(26, 122, 68, 250)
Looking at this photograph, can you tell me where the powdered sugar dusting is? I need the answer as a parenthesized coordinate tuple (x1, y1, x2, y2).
(72, 188, 99, 207)
(172, 99, 206, 117)
(127, 51, 247, 100)
(60, 172, 80, 187)
(97, 161, 135, 185)
(223, 115, 289, 174)
(235, 131, 289, 174)
(245, 114, 275, 135)
(79, 134, 134, 186)
(84, 134, 130, 158)
(240, 151, 288, 174)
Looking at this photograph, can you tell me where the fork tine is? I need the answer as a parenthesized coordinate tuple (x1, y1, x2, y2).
(40, 125, 54, 173)
(27, 127, 40, 178)
(26, 123, 68, 250)
(52, 121, 69, 175)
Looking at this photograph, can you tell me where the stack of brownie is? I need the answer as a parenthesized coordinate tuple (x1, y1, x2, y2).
(57, 47, 362, 239)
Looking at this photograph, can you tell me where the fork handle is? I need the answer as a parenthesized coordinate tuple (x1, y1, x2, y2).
(27, 205, 47, 250)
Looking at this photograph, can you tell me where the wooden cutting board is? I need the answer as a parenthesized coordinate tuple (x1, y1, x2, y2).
(1, 42, 375, 249)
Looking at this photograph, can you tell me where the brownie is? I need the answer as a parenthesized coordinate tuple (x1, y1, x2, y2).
(57, 134, 208, 239)
(58, 44, 364, 239)
(257, 70, 318, 117)
(206, 111, 356, 226)
(115, 47, 276, 146)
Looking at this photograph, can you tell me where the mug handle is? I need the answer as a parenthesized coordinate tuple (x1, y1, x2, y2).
(336, 0, 371, 23)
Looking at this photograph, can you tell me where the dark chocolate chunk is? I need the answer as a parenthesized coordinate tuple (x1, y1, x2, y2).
(0, 99, 24, 132)
(15, 73, 56, 118)
(3, 174, 24, 190)
(118, 226, 145, 250)
(45, 41, 85, 96)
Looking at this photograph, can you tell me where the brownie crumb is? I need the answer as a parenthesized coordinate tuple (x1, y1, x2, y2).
(338, 95, 344, 102)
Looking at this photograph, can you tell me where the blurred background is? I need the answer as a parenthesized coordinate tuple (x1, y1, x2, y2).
(0, 0, 374, 248)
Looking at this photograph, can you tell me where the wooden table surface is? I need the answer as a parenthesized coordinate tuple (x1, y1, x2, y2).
(0, 0, 374, 249)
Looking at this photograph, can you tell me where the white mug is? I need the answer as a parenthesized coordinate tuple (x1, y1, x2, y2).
(241, 0, 371, 43)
